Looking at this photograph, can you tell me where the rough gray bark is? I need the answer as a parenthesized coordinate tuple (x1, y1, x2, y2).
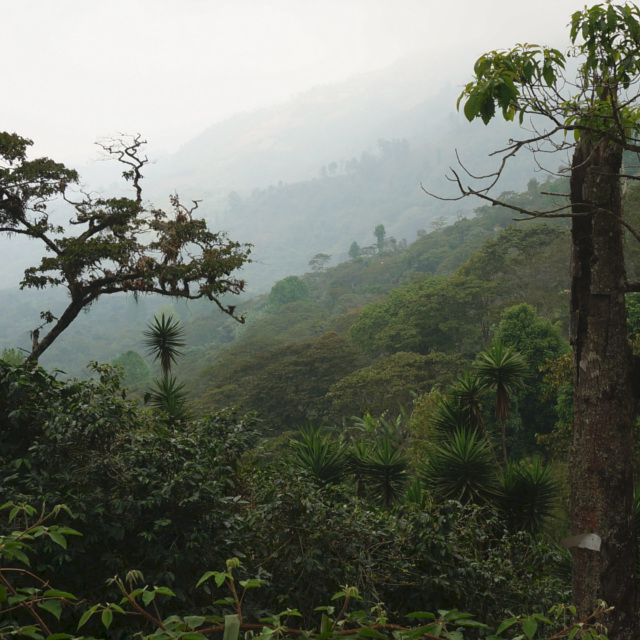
(569, 137, 638, 638)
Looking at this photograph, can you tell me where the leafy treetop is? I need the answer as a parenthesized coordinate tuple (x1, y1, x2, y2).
(0, 133, 251, 361)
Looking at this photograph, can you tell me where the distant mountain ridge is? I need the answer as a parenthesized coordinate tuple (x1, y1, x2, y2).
(146, 54, 543, 293)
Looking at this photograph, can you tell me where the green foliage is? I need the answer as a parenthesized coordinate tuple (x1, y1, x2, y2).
(350, 275, 492, 357)
(234, 462, 568, 623)
(627, 292, 640, 338)
(143, 313, 187, 376)
(494, 304, 569, 455)
(0, 360, 259, 613)
(290, 427, 349, 486)
(146, 375, 190, 422)
(459, 45, 566, 124)
(1, 347, 26, 366)
(498, 457, 559, 535)
(422, 429, 499, 505)
(268, 276, 312, 310)
(0, 133, 250, 361)
(374, 224, 386, 253)
(351, 437, 409, 508)
(0, 509, 595, 640)
(328, 351, 461, 419)
(111, 349, 150, 384)
(475, 340, 528, 463)
(229, 331, 362, 430)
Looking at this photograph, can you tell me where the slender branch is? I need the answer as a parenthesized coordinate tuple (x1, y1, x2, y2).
(0, 572, 52, 636)
(114, 579, 168, 631)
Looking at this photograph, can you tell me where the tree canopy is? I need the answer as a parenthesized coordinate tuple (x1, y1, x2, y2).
(0, 133, 251, 361)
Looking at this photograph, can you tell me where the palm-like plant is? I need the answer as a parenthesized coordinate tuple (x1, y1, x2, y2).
(430, 394, 472, 434)
(353, 437, 409, 508)
(146, 375, 189, 422)
(474, 340, 528, 463)
(497, 457, 558, 534)
(143, 313, 186, 376)
(421, 428, 499, 505)
(452, 369, 486, 432)
(452, 369, 498, 461)
(290, 427, 349, 486)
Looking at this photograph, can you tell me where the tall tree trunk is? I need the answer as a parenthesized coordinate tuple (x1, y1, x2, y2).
(569, 137, 638, 638)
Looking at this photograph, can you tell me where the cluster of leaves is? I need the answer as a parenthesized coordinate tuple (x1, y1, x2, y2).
(0, 506, 606, 640)
(0, 360, 260, 618)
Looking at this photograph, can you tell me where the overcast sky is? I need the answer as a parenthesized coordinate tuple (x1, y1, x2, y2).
(3, 0, 600, 165)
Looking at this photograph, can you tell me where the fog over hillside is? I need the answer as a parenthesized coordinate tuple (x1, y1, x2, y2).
(1, 54, 547, 295)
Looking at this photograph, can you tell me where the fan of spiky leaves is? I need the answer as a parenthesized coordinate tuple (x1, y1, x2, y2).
(422, 428, 499, 505)
(143, 313, 186, 376)
(474, 340, 528, 463)
(290, 427, 349, 486)
(430, 394, 473, 434)
(145, 375, 189, 422)
(452, 369, 486, 433)
(474, 340, 528, 424)
(351, 437, 410, 508)
(497, 457, 559, 534)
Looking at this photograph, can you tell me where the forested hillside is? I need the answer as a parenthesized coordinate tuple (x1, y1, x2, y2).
(5, 173, 640, 638)
(4, 152, 640, 640)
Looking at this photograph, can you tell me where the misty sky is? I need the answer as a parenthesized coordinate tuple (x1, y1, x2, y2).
(4, 0, 600, 165)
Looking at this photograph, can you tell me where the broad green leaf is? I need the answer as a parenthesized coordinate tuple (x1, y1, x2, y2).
(522, 618, 537, 640)
(406, 612, 436, 620)
(320, 613, 332, 635)
(8, 594, 30, 604)
(56, 527, 81, 536)
(464, 93, 483, 122)
(443, 632, 463, 640)
(184, 615, 206, 629)
(223, 614, 240, 640)
(48, 531, 67, 549)
(196, 571, 216, 588)
(457, 620, 489, 628)
(531, 614, 552, 625)
(43, 590, 76, 600)
(101, 608, 113, 630)
(9, 548, 31, 566)
(154, 586, 176, 597)
(424, 623, 442, 637)
(215, 572, 227, 587)
(496, 617, 518, 635)
(46, 634, 74, 640)
(543, 64, 555, 86)
(109, 603, 126, 614)
(142, 590, 155, 606)
(12, 627, 42, 640)
(38, 600, 62, 620)
(77, 609, 95, 630)
(239, 579, 264, 589)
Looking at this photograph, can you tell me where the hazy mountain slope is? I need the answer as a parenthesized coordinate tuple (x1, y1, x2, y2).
(146, 56, 547, 293)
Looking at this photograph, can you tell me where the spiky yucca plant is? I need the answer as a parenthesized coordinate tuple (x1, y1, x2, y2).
(143, 313, 186, 376)
(498, 457, 559, 534)
(475, 340, 528, 463)
(354, 437, 410, 508)
(422, 428, 499, 505)
(145, 375, 189, 422)
(290, 427, 349, 486)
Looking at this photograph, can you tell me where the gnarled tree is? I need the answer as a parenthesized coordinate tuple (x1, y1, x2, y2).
(0, 133, 251, 361)
(426, 4, 640, 637)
